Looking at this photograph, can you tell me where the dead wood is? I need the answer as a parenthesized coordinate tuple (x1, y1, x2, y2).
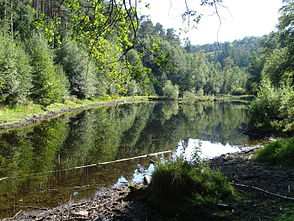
(0, 150, 172, 183)
(232, 182, 294, 201)
(14, 206, 48, 210)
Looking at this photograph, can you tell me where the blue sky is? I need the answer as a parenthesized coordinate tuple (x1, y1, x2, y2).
(139, 0, 283, 45)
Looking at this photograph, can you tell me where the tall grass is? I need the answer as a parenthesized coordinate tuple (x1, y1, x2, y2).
(254, 137, 294, 167)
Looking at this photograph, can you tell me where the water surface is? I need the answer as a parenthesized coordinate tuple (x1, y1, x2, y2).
(0, 101, 257, 218)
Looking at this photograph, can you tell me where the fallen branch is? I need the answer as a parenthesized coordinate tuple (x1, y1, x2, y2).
(232, 182, 294, 201)
(11, 210, 22, 219)
(40, 184, 91, 192)
(15, 205, 48, 210)
(1, 150, 172, 182)
(96, 150, 172, 166)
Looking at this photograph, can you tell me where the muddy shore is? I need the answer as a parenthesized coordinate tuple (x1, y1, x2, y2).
(4, 148, 294, 221)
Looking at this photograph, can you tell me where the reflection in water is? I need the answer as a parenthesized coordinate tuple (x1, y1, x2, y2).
(175, 139, 241, 161)
(0, 102, 255, 218)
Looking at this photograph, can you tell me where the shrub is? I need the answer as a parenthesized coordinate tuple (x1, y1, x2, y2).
(182, 90, 196, 104)
(0, 35, 32, 105)
(162, 80, 179, 99)
(248, 81, 294, 133)
(27, 34, 68, 105)
(147, 159, 237, 217)
(231, 87, 246, 95)
(196, 88, 204, 96)
(254, 137, 294, 167)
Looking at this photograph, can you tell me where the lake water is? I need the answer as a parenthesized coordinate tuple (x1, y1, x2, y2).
(0, 101, 258, 218)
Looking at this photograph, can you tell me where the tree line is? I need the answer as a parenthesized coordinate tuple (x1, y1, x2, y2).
(0, 0, 255, 106)
(0, 0, 293, 134)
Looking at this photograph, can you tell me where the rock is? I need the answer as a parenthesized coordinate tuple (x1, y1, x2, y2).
(143, 175, 151, 185)
(72, 210, 89, 217)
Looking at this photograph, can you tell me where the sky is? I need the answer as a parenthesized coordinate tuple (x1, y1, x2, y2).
(139, 0, 283, 45)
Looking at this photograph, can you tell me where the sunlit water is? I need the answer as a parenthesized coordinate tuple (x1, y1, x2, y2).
(0, 101, 259, 218)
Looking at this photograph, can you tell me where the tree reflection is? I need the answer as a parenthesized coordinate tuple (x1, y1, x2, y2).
(0, 102, 250, 218)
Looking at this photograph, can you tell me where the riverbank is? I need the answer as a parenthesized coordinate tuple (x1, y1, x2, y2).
(210, 148, 294, 220)
(0, 96, 149, 131)
(6, 147, 294, 221)
(0, 94, 253, 131)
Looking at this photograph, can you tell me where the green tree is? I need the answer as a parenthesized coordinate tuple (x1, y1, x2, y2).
(27, 34, 68, 105)
(162, 80, 179, 99)
(56, 39, 96, 99)
(0, 34, 32, 104)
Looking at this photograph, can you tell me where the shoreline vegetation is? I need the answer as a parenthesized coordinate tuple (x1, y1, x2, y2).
(0, 95, 251, 131)
(0, 0, 292, 219)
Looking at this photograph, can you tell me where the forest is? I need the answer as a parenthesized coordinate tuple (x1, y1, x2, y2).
(0, 0, 293, 135)
(0, 0, 292, 135)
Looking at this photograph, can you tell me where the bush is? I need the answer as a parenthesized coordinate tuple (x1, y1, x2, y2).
(182, 90, 196, 104)
(27, 34, 68, 105)
(196, 88, 204, 96)
(0, 35, 32, 105)
(248, 81, 294, 133)
(254, 137, 294, 167)
(231, 87, 246, 95)
(162, 80, 179, 99)
(147, 159, 237, 217)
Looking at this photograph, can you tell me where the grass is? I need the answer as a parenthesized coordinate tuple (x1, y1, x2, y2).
(0, 104, 44, 126)
(254, 137, 294, 167)
(0, 96, 148, 127)
(146, 159, 237, 219)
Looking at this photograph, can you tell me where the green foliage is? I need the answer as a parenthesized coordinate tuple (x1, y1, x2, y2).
(182, 90, 196, 104)
(191, 36, 261, 69)
(27, 34, 68, 105)
(196, 88, 204, 96)
(248, 81, 294, 133)
(56, 39, 96, 99)
(231, 87, 246, 95)
(254, 137, 294, 167)
(262, 47, 294, 87)
(162, 80, 179, 99)
(148, 159, 237, 211)
(0, 34, 32, 105)
(247, 0, 294, 135)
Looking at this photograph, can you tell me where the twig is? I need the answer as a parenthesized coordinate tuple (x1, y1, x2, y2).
(0, 177, 8, 181)
(15, 205, 48, 211)
(232, 182, 294, 201)
(40, 184, 91, 192)
(1, 150, 172, 181)
(96, 150, 172, 166)
(11, 210, 22, 219)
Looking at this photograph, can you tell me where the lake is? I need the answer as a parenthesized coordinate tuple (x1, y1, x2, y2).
(0, 101, 258, 218)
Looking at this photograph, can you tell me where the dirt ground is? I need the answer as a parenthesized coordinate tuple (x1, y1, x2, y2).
(209, 148, 294, 220)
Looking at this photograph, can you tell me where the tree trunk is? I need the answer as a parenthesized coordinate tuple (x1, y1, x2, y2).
(10, 0, 13, 36)
(35, 0, 39, 16)
(3, 0, 7, 32)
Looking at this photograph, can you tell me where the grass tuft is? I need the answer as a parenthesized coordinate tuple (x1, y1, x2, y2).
(254, 137, 294, 167)
(147, 158, 237, 218)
